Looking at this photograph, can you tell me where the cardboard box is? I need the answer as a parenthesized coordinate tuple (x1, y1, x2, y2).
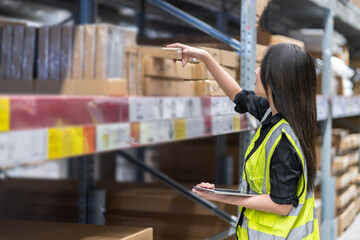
(0, 80, 34, 94)
(125, 50, 143, 96)
(220, 49, 239, 68)
(75, 78, 128, 96)
(0, 26, 13, 80)
(124, 28, 137, 48)
(72, 25, 84, 80)
(0, 178, 79, 222)
(10, 26, 24, 80)
(336, 184, 357, 211)
(104, 183, 236, 239)
(256, 0, 267, 22)
(336, 167, 359, 190)
(107, 25, 125, 79)
(270, 35, 305, 49)
(195, 80, 226, 96)
(83, 25, 96, 80)
(144, 77, 196, 96)
(22, 27, 36, 81)
(145, 57, 205, 80)
(95, 24, 108, 80)
(338, 200, 357, 236)
(60, 26, 73, 81)
(0, 220, 152, 240)
(49, 26, 61, 81)
(333, 151, 359, 175)
(256, 44, 268, 63)
(203, 65, 236, 80)
(35, 80, 76, 95)
(200, 47, 221, 63)
(139, 46, 182, 59)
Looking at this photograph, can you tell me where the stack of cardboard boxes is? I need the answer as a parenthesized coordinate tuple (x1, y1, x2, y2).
(0, 178, 79, 223)
(36, 24, 136, 96)
(0, 25, 36, 93)
(330, 129, 360, 236)
(142, 46, 239, 97)
(101, 182, 237, 240)
(1, 219, 152, 240)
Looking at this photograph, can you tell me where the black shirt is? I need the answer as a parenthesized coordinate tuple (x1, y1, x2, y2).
(234, 90, 302, 206)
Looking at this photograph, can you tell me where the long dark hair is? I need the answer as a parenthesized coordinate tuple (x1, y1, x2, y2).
(260, 44, 317, 191)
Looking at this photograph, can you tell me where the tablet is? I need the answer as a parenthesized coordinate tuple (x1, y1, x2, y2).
(193, 186, 258, 197)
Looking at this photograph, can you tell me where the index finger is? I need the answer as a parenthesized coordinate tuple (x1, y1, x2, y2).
(166, 43, 187, 49)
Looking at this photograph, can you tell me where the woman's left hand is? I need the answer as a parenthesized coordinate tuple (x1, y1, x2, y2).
(192, 182, 218, 201)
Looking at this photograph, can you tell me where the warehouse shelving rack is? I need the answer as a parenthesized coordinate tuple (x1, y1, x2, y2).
(0, 0, 360, 239)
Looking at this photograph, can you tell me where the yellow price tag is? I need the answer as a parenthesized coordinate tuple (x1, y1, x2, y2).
(63, 127, 84, 157)
(233, 115, 241, 131)
(174, 119, 186, 140)
(0, 98, 10, 132)
(48, 128, 64, 159)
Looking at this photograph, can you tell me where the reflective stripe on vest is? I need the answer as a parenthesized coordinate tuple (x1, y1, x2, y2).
(240, 215, 316, 240)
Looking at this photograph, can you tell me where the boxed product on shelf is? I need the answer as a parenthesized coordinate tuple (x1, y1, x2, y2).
(289, 29, 347, 55)
(335, 166, 358, 191)
(332, 151, 359, 175)
(195, 80, 226, 96)
(0, 178, 79, 223)
(269, 35, 305, 48)
(0, 25, 36, 93)
(144, 77, 197, 96)
(1, 219, 153, 240)
(338, 200, 358, 236)
(100, 182, 237, 240)
(36, 24, 136, 96)
(335, 184, 358, 214)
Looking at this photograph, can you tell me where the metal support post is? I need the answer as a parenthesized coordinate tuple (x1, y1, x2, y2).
(78, 0, 97, 24)
(239, 0, 256, 187)
(117, 150, 237, 227)
(147, 0, 241, 52)
(215, 135, 227, 184)
(216, 0, 228, 33)
(78, 155, 95, 223)
(320, 5, 337, 240)
(137, 0, 146, 39)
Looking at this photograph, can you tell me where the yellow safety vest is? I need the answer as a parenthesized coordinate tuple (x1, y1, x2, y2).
(237, 117, 320, 240)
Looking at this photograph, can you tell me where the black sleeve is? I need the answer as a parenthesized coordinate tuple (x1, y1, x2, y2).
(233, 90, 270, 121)
(269, 133, 302, 206)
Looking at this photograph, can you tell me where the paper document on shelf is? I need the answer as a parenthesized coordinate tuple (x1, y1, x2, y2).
(193, 186, 258, 197)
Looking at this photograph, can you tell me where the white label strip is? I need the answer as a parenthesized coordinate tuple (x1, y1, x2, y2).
(129, 98, 161, 122)
(212, 115, 234, 135)
(0, 129, 48, 168)
(176, 97, 202, 118)
(96, 123, 131, 151)
(210, 97, 236, 116)
(186, 117, 205, 138)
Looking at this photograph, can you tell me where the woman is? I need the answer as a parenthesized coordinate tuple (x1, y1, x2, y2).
(167, 42, 320, 239)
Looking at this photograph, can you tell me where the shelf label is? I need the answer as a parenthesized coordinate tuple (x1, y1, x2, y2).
(140, 122, 154, 144)
(63, 127, 84, 157)
(83, 126, 95, 154)
(96, 123, 131, 151)
(174, 119, 186, 140)
(0, 98, 10, 132)
(48, 128, 64, 159)
(233, 114, 241, 131)
(186, 117, 205, 138)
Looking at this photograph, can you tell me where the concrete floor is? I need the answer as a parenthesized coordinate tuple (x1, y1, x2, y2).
(338, 213, 360, 240)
